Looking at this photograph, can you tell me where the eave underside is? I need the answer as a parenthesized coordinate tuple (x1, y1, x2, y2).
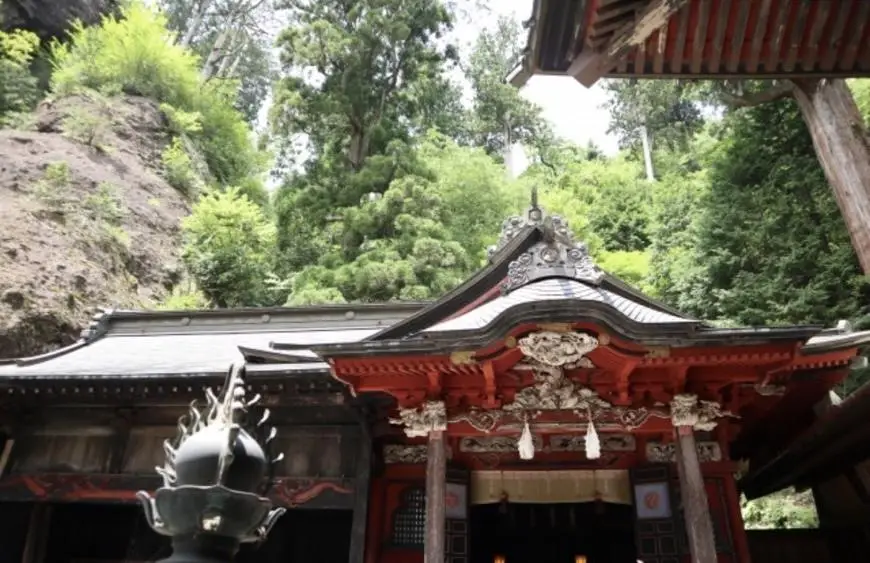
(528, 0, 870, 81)
(740, 379, 870, 499)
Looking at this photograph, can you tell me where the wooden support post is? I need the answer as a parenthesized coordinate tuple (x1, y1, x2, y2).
(20, 503, 52, 563)
(349, 418, 373, 563)
(792, 78, 870, 274)
(424, 430, 446, 563)
(674, 425, 717, 563)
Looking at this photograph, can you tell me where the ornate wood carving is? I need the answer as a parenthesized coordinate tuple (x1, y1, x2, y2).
(670, 394, 737, 431)
(517, 330, 598, 368)
(550, 433, 636, 452)
(390, 400, 447, 438)
(448, 409, 504, 433)
(449, 351, 476, 366)
(458, 435, 544, 453)
(383, 445, 428, 464)
(645, 441, 723, 463)
(488, 196, 605, 292)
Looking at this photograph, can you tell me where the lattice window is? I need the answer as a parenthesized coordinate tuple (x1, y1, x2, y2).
(391, 487, 426, 548)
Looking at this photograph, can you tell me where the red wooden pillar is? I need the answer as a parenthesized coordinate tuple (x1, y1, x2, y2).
(672, 395, 718, 563)
(425, 429, 447, 563)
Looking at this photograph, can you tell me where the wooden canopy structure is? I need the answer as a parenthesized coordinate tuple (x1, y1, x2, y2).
(510, 0, 870, 87)
(741, 377, 870, 499)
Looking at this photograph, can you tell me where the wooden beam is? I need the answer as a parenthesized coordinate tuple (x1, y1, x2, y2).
(747, 0, 773, 72)
(424, 430, 446, 563)
(802, 2, 830, 71)
(690, 0, 712, 74)
(726, 0, 750, 73)
(653, 23, 668, 74)
(841, 1, 870, 71)
(348, 419, 373, 563)
(671, 2, 690, 73)
(570, 0, 689, 87)
(821, 0, 853, 72)
(674, 425, 717, 563)
(764, 0, 790, 72)
(636, 35, 647, 74)
(707, 0, 731, 73)
(783, 0, 811, 72)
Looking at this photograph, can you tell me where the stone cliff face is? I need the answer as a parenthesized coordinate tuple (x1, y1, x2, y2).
(1, 0, 119, 39)
(0, 94, 190, 359)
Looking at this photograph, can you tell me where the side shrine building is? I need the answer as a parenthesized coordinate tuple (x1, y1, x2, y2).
(0, 203, 868, 563)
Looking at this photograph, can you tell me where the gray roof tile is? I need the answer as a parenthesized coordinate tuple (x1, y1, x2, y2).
(423, 278, 694, 333)
(0, 328, 375, 378)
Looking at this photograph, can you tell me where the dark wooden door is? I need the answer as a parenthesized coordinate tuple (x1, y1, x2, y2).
(630, 464, 684, 563)
(445, 466, 470, 563)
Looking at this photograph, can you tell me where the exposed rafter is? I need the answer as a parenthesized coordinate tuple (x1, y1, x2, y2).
(569, 0, 689, 86)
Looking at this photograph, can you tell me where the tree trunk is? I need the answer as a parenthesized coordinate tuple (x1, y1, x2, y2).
(792, 78, 870, 274)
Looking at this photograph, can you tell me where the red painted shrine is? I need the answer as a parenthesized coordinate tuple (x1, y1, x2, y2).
(308, 203, 870, 563)
(0, 201, 868, 563)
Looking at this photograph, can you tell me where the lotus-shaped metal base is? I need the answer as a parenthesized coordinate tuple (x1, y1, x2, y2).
(137, 485, 285, 563)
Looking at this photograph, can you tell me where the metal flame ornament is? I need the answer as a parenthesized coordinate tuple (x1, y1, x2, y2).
(518, 419, 535, 460)
(137, 363, 286, 563)
(585, 412, 601, 460)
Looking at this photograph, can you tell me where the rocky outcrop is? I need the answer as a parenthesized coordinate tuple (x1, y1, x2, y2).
(1, 0, 120, 39)
(0, 94, 190, 358)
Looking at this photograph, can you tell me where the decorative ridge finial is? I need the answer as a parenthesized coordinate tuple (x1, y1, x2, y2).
(487, 194, 605, 293)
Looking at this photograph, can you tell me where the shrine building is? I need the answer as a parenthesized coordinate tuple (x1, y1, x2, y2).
(0, 202, 867, 563)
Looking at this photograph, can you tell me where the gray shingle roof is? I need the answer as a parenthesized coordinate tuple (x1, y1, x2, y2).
(0, 328, 376, 379)
(423, 278, 695, 334)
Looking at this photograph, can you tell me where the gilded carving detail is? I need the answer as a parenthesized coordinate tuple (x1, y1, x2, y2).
(670, 394, 736, 431)
(549, 433, 636, 452)
(448, 409, 504, 433)
(754, 383, 786, 396)
(449, 350, 476, 365)
(506, 359, 609, 413)
(390, 400, 447, 438)
(383, 445, 428, 464)
(518, 330, 598, 368)
(459, 435, 544, 453)
(645, 441, 723, 463)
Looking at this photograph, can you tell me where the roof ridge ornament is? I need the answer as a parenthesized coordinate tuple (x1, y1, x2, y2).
(490, 189, 605, 294)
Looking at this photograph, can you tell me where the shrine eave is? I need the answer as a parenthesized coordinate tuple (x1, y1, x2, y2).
(310, 308, 823, 360)
(511, 0, 870, 89)
(739, 375, 870, 500)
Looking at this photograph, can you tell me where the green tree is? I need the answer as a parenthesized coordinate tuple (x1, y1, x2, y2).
(182, 187, 278, 307)
(674, 99, 870, 326)
(270, 0, 456, 172)
(464, 15, 550, 159)
(0, 28, 40, 124)
(603, 79, 704, 155)
(285, 133, 523, 304)
(50, 3, 268, 195)
(160, 0, 279, 123)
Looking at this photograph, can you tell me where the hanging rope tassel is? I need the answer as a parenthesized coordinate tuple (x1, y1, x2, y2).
(585, 411, 601, 460)
(518, 419, 535, 460)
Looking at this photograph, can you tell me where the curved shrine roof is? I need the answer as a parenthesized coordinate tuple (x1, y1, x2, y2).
(1, 202, 868, 380)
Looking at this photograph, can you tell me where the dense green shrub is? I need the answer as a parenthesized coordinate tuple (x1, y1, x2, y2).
(0, 28, 41, 124)
(181, 187, 278, 307)
(49, 3, 267, 190)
